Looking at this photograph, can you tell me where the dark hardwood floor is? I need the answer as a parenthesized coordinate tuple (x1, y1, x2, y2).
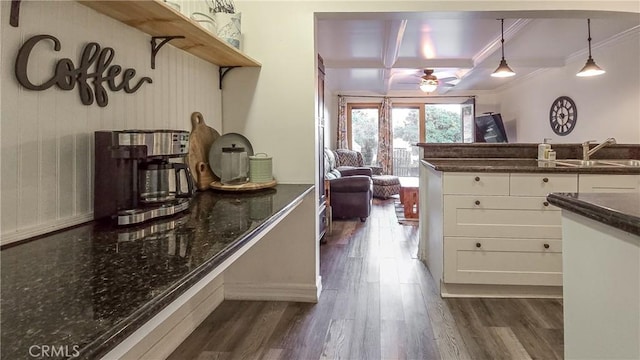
(168, 198, 563, 360)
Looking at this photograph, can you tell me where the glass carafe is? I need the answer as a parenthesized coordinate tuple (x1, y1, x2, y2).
(220, 144, 248, 184)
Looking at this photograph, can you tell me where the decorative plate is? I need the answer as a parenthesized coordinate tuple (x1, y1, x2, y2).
(209, 133, 254, 178)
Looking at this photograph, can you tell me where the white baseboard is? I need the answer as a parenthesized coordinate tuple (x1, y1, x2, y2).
(441, 281, 563, 298)
(1, 213, 94, 246)
(316, 275, 323, 300)
(225, 281, 320, 303)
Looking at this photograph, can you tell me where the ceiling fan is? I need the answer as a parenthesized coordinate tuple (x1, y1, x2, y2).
(395, 69, 459, 93)
(418, 69, 457, 92)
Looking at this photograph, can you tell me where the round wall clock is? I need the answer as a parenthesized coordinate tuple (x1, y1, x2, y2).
(549, 96, 577, 136)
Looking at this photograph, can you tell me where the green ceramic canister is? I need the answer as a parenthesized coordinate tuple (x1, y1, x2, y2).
(249, 153, 273, 183)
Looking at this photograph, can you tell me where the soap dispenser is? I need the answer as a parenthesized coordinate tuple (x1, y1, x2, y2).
(538, 138, 552, 160)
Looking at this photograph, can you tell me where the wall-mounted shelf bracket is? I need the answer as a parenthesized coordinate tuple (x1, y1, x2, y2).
(219, 66, 238, 89)
(150, 36, 185, 69)
(10, 0, 21, 27)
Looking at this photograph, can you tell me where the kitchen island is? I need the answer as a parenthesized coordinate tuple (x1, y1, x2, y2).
(0, 184, 316, 360)
(547, 192, 639, 360)
(417, 142, 640, 298)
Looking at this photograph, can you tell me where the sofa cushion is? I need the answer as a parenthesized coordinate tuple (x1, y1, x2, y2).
(335, 148, 364, 167)
(326, 169, 342, 180)
(324, 148, 337, 174)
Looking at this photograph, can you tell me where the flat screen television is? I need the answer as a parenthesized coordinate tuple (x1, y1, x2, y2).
(474, 113, 508, 143)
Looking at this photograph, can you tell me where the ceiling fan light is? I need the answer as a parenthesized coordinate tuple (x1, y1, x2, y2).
(576, 58, 605, 77)
(420, 79, 438, 93)
(491, 59, 516, 78)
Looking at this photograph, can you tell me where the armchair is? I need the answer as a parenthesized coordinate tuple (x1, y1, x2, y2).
(324, 148, 372, 221)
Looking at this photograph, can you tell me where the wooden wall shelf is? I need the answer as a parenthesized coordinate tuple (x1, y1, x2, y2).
(77, 0, 261, 68)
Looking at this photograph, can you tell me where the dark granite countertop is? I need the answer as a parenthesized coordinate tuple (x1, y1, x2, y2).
(0, 184, 313, 360)
(547, 192, 640, 237)
(422, 158, 640, 174)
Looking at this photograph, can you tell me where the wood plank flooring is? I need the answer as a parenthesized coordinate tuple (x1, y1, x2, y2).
(168, 198, 564, 360)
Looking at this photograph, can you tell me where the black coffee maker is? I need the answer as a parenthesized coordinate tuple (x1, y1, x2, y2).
(95, 130, 194, 225)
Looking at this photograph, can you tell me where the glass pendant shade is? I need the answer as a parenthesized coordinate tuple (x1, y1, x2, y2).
(491, 59, 516, 78)
(420, 79, 438, 93)
(577, 58, 605, 77)
(576, 19, 605, 77)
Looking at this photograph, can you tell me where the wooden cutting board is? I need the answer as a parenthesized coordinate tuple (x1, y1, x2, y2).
(188, 112, 220, 191)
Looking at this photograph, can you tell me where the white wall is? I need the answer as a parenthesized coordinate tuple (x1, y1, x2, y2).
(221, 2, 317, 185)
(498, 29, 640, 143)
(1, 1, 221, 243)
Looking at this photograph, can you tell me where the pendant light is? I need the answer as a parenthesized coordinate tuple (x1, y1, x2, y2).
(576, 19, 605, 77)
(491, 19, 516, 78)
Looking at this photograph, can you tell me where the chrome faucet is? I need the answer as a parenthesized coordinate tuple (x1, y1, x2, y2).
(582, 137, 617, 160)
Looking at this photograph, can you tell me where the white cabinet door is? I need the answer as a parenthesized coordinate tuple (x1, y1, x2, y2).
(443, 237, 563, 286)
(443, 173, 509, 195)
(578, 174, 640, 193)
(443, 195, 562, 239)
(510, 173, 578, 196)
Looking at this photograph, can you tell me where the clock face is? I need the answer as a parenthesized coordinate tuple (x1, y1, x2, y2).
(549, 96, 577, 136)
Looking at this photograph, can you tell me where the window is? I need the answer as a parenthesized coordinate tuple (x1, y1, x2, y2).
(392, 106, 421, 177)
(347, 104, 379, 166)
(424, 101, 474, 143)
(346, 98, 475, 174)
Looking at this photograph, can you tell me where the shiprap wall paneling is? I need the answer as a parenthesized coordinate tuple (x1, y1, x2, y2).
(1, 1, 221, 243)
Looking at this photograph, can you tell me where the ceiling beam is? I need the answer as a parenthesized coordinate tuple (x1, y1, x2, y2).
(381, 20, 407, 93)
(324, 58, 475, 69)
(382, 20, 407, 68)
(393, 58, 475, 69)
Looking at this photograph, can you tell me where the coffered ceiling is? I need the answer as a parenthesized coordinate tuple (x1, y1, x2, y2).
(316, 11, 640, 95)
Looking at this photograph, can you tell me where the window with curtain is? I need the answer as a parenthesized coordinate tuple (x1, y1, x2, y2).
(345, 98, 475, 174)
(347, 103, 380, 166)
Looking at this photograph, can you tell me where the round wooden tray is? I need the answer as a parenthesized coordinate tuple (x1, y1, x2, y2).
(209, 179, 277, 191)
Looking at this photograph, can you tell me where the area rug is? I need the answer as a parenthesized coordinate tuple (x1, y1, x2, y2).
(394, 200, 418, 226)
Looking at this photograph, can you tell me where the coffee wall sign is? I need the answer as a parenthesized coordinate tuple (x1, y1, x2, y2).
(15, 34, 153, 107)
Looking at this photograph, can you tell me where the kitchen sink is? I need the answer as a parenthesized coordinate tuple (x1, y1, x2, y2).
(553, 159, 640, 167)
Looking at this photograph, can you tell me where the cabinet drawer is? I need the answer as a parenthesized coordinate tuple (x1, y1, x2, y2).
(443, 173, 509, 195)
(578, 174, 640, 193)
(443, 195, 561, 239)
(443, 237, 562, 286)
(510, 173, 577, 196)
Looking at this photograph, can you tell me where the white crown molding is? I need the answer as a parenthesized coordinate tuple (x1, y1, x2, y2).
(566, 24, 640, 63)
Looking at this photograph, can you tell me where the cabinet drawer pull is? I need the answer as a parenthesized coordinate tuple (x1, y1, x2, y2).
(542, 177, 549, 183)
(474, 176, 480, 182)
(475, 200, 481, 205)
(476, 242, 482, 248)
(543, 201, 549, 207)
(544, 243, 550, 249)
